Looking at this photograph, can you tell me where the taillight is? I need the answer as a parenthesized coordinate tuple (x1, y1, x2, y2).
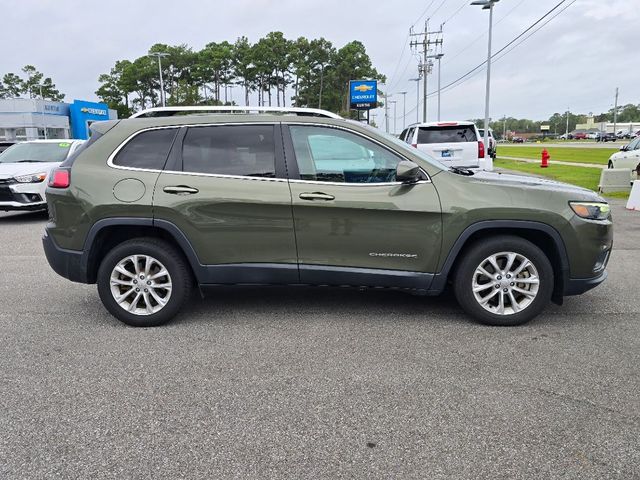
(478, 141, 485, 159)
(411, 143, 417, 148)
(48, 168, 70, 188)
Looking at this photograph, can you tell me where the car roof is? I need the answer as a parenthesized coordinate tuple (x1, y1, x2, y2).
(407, 121, 476, 128)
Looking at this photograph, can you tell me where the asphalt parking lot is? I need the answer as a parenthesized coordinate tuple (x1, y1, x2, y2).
(0, 201, 638, 479)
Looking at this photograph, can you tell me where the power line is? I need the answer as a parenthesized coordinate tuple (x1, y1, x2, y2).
(412, 0, 437, 28)
(443, 0, 526, 66)
(428, 0, 574, 99)
(442, 0, 468, 26)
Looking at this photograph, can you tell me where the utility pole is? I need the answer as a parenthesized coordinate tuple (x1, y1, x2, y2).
(397, 91, 408, 130)
(613, 87, 619, 136)
(503, 115, 507, 140)
(566, 107, 570, 137)
(390, 100, 398, 135)
(410, 20, 443, 123)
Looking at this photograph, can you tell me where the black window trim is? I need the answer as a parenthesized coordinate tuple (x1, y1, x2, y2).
(281, 123, 431, 186)
(107, 122, 288, 183)
(107, 125, 180, 172)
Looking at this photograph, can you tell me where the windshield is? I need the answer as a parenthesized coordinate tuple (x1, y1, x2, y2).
(0, 142, 72, 164)
(417, 125, 477, 143)
(353, 122, 448, 171)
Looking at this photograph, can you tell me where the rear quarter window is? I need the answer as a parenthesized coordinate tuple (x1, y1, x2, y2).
(113, 128, 179, 170)
(418, 125, 477, 143)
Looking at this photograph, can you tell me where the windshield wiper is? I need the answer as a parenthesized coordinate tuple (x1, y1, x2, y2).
(13, 160, 45, 163)
(449, 166, 475, 176)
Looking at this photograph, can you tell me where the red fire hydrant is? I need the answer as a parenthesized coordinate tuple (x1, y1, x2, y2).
(541, 148, 550, 168)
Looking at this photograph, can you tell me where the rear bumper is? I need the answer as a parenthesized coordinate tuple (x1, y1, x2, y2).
(563, 270, 608, 296)
(42, 230, 88, 283)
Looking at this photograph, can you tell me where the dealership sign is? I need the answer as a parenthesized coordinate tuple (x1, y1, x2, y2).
(349, 80, 377, 110)
(80, 107, 108, 116)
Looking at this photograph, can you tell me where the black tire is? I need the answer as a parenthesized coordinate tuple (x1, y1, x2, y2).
(608, 160, 613, 169)
(453, 236, 554, 326)
(97, 238, 193, 327)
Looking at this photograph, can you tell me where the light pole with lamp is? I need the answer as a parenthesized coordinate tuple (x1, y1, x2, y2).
(148, 52, 170, 107)
(471, 0, 499, 170)
(396, 91, 408, 130)
(409, 78, 421, 124)
(435, 53, 444, 121)
(389, 100, 398, 135)
(38, 85, 47, 140)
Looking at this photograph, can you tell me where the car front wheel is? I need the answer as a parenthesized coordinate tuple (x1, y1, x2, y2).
(454, 236, 554, 326)
(97, 238, 193, 327)
(608, 160, 613, 169)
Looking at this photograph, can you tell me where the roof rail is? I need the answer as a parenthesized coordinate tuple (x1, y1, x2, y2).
(129, 106, 342, 119)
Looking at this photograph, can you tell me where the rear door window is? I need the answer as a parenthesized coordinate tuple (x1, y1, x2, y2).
(113, 128, 178, 170)
(181, 125, 276, 178)
(418, 125, 477, 143)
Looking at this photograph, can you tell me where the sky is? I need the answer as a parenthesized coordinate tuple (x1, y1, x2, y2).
(2, 0, 638, 131)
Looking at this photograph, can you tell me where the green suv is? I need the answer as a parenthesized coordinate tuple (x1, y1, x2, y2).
(42, 107, 613, 327)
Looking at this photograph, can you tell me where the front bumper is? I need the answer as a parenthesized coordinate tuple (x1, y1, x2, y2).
(0, 179, 46, 211)
(42, 230, 88, 283)
(564, 270, 608, 296)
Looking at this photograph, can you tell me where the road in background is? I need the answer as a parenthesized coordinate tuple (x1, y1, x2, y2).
(0, 205, 638, 479)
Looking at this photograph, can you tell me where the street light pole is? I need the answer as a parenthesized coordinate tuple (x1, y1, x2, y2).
(148, 52, 170, 107)
(471, 0, 499, 170)
(435, 53, 444, 121)
(390, 100, 398, 135)
(566, 107, 570, 137)
(409, 78, 420, 124)
(38, 85, 47, 140)
(397, 92, 408, 130)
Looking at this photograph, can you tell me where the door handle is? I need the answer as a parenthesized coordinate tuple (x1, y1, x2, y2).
(163, 185, 199, 195)
(299, 192, 335, 201)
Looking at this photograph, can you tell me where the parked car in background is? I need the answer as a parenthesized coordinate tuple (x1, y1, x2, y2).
(0, 141, 16, 153)
(608, 137, 640, 170)
(0, 139, 85, 211)
(587, 132, 599, 140)
(42, 107, 612, 328)
(512, 137, 525, 143)
(573, 132, 588, 140)
(600, 133, 617, 142)
(400, 121, 485, 168)
(478, 128, 496, 159)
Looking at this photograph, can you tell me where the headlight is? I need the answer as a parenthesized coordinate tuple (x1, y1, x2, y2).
(569, 201, 611, 220)
(14, 172, 47, 183)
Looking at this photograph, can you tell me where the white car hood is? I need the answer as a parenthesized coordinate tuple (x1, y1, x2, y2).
(0, 162, 60, 180)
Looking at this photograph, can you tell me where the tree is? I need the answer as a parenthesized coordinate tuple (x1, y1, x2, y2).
(232, 36, 256, 106)
(0, 73, 23, 98)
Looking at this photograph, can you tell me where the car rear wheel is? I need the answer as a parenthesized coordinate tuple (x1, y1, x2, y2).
(454, 236, 554, 326)
(97, 238, 192, 327)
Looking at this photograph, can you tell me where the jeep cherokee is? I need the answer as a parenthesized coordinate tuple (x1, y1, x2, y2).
(42, 107, 613, 327)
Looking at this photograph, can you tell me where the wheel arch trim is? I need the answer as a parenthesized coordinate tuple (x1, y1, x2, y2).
(429, 220, 570, 293)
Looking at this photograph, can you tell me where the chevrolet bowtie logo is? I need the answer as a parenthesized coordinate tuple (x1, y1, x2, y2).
(354, 84, 374, 92)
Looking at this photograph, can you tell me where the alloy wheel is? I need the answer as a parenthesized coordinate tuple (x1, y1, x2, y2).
(109, 254, 173, 316)
(471, 251, 540, 316)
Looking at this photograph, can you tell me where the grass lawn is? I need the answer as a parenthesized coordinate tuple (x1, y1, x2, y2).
(495, 158, 630, 199)
(495, 158, 601, 190)
(497, 145, 618, 165)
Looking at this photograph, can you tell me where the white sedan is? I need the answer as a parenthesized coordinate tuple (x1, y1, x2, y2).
(607, 137, 640, 170)
(0, 139, 84, 212)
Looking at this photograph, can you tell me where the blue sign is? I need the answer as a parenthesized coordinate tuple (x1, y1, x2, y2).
(349, 80, 377, 110)
(69, 99, 110, 139)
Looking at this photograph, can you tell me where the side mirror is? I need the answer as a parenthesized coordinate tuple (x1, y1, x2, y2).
(620, 145, 627, 151)
(396, 160, 421, 183)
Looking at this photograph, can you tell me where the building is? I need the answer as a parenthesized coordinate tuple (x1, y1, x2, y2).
(576, 114, 640, 134)
(0, 98, 117, 142)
